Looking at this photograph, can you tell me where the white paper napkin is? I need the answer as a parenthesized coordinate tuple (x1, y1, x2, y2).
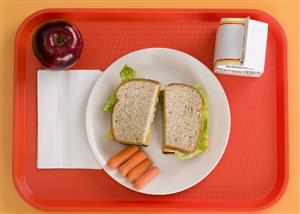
(37, 69, 102, 169)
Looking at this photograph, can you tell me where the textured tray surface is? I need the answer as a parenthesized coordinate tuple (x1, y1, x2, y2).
(13, 9, 288, 211)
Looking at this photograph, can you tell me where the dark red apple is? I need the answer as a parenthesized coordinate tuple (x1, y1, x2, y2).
(32, 20, 83, 70)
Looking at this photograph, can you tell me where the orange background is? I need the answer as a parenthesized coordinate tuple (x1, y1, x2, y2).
(0, 0, 299, 213)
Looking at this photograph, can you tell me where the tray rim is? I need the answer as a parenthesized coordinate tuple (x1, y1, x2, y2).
(13, 8, 289, 211)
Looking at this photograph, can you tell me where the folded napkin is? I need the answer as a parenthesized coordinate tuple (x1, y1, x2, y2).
(37, 70, 102, 169)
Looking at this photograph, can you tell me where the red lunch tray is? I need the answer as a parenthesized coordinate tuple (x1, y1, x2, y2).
(13, 9, 288, 211)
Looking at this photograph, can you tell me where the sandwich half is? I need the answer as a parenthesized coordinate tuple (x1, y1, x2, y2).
(103, 65, 160, 146)
(162, 83, 208, 159)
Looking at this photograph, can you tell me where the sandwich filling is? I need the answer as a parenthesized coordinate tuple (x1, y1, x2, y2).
(174, 85, 208, 160)
(103, 65, 160, 146)
(103, 64, 136, 112)
(162, 84, 208, 160)
(112, 79, 160, 145)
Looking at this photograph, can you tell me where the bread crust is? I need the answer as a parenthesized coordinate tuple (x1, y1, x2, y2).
(111, 79, 160, 145)
(162, 83, 203, 153)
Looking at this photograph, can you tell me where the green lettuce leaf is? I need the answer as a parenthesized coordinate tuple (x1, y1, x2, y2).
(175, 84, 208, 160)
(120, 64, 137, 82)
(102, 92, 117, 112)
(102, 65, 136, 112)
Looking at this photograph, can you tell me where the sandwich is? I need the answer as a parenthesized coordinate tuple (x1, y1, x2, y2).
(161, 83, 208, 160)
(103, 65, 160, 146)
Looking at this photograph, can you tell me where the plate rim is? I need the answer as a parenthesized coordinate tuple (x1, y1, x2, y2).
(85, 47, 231, 195)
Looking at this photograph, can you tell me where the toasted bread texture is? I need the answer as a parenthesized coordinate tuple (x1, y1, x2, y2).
(112, 79, 160, 146)
(162, 83, 202, 153)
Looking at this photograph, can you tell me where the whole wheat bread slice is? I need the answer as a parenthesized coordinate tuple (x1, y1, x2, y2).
(112, 79, 160, 146)
(162, 83, 202, 153)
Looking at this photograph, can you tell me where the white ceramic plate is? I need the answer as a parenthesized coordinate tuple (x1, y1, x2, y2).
(86, 48, 230, 195)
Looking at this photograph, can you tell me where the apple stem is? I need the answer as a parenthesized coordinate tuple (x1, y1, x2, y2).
(55, 36, 67, 46)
